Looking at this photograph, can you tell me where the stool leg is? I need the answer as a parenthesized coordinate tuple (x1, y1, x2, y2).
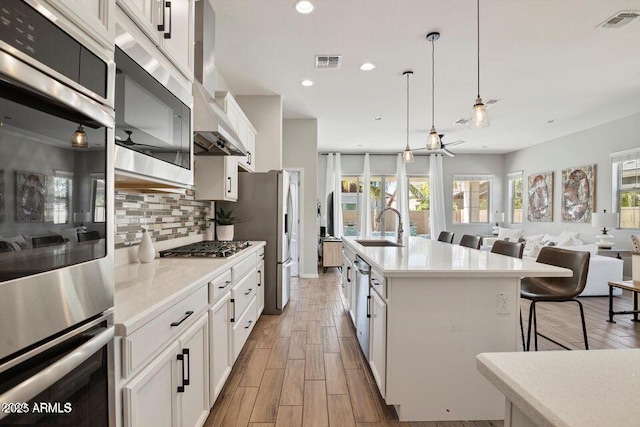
(526, 301, 535, 351)
(519, 310, 525, 351)
(576, 299, 589, 350)
(633, 291, 640, 323)
(532, 302, 538, 351)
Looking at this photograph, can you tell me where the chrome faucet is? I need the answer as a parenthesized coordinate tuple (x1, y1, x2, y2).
(375, 207, 404, 244)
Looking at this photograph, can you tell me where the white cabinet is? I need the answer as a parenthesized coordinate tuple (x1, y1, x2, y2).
(123, 312, 209, 427)
(369, 290, 386, 399)
(43, 0, 115, 49)
(117, 0, 194, 78)
(209, 293, 232, 406)
(256, 260, 265, 316)
(215, 92, 258, 172)
(194, 156, 238, 202)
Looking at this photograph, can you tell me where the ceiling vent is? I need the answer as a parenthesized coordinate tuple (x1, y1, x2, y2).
(315, 55, 342, 69)
(598, 11, 640, 29)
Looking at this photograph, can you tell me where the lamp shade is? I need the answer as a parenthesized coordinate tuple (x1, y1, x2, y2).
(490, 211, 505, 223)
(591, 212, 618, 229)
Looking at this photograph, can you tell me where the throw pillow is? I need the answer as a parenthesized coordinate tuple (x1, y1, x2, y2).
(557, 237, 584, 247)
(3, 234, 28, 250)
(542, 234, 560, 243)
(497, 227, 524, 241)
(529, 242, 545, 258)
(558, 231, 580, 242)
(523, 234, 544, 251)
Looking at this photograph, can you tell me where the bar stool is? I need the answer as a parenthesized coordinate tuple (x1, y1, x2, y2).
(521, 247, 590, 351)
(459, 234, 481, 249)
(0, 241, 13, 253)
(78, 231, 101, 242)
(437, 231, 454, 243)
(32, 235, 65, 248)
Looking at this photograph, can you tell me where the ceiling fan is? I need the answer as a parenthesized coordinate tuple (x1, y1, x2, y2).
(115, 130, 157, 149)
(413, 134, 466, 157)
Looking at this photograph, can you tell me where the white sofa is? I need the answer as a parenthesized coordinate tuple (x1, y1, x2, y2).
(483, 234, 624, 297)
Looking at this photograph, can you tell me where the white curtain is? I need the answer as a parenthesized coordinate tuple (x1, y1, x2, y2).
(333, 153, 343, 238)
(360, 153, 372, 238)
(324, 153, 334, 233)
(429, 154, 447, 240)
(396, 154, 411, 241)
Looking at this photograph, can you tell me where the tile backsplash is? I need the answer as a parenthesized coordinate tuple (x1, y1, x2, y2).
(115, 190, 209, 249)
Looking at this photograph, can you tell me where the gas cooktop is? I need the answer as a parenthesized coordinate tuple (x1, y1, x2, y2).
(159, 241, 251, 258)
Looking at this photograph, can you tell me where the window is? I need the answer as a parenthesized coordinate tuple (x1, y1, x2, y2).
(92, 176, 106, 223)
(452, 175, 491, 224)
(408, 176, 430, 237)
(508, 171, 523, 224)
(613, 149, 640, 229)
(340, 175, 398, 236)
(52, 171, 72, 224)
(341, 176, 361, 236)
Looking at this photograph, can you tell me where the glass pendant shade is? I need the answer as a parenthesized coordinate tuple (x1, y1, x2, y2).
(403, 146, 414, 163)
(426, 128, 441, 150)
(71, 125, 89, 149)
(470, 97, 489, 128)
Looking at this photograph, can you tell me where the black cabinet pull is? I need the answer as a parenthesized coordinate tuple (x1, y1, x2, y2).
(163, 1, 172, 39)
(171, 311, 193, 327)
(247, 151, 252, 165)
(157, 0, 167, 31)
(257, 271, 261, 286)
(177, 352, 186, 393)
(230, 298, 235, 322)
(245, 288, 253, 296)
(244, 320, 253, 329)
(183, 348, 190, 386)
(218, 280, 231, 289)
(227, 176, 232, 193)
(366, 295, 371, 319)
(347, 266, 351, 282)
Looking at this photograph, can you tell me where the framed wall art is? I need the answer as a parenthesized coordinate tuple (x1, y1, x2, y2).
(527, 171, 553, 222)
(15, 171, 47, 222)
(561, 164, 596, 223)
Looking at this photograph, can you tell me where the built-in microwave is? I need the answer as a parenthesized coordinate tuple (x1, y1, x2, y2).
(114, 18, 193, 187)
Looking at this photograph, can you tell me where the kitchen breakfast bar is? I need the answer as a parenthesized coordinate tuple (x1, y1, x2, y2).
(341, 236, 571, 422)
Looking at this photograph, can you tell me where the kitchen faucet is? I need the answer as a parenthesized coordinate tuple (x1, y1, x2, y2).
(375, 207, 403, 244)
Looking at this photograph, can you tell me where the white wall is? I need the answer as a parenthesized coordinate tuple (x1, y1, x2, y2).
(236, 95, 283, 173)
(504, 112, 640, 249)
(283, 119, 318, 278)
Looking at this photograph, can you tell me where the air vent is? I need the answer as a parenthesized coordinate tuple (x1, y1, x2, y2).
(598, 11, 639, 29)
(315, 55, 342, 69)
(454, 118, 470, 125)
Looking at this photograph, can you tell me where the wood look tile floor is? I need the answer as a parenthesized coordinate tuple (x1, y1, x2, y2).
(204, 269, 640, 427)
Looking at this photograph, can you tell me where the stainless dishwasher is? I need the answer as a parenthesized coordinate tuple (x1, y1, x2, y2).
(354, 256, 371, 359)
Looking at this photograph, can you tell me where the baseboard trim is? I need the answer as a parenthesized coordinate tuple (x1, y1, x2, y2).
(300, 273, 319, 279)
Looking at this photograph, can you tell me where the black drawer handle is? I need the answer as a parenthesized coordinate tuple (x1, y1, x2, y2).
(218, 280, 231, 289)
(371, 279, 380, 286)
(257, 270, 261, 286)
(244, 320, 253, 329)
(366, 295, 371, 319)
(230, 298, 235, 322)
(177, 352, 186, 393)
(171, 311, 194, 327)
(347, 266, 351, 282)
(245, 288, 253, 296)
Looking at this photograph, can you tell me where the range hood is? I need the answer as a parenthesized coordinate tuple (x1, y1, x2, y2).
(193, 0, 246, 156)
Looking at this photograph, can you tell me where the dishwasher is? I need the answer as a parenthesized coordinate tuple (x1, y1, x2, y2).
(353, 255, 371, 359)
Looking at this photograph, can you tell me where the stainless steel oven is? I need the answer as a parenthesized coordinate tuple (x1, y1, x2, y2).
(0, 0, 115, 371)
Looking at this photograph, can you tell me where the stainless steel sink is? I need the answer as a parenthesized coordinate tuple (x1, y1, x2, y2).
(355, 239, 403, 247)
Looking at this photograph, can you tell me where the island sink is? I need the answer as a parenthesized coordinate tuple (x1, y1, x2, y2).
(355, 239, 403, 247)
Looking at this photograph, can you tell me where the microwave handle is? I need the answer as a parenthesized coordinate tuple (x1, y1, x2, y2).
(0, 327, 114, 420)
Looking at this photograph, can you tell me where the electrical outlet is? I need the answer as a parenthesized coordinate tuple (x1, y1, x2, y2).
(497, 292, 510, 314)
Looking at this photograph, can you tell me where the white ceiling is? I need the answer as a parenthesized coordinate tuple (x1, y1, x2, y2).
(212, 0, 640, 154)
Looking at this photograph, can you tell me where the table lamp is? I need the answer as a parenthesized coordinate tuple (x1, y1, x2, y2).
(74, 211, 91, 231)
(489, 211, 505, 235)
(591, 210, 618, 249)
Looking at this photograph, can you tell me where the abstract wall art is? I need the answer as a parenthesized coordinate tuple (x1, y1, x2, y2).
(528, 171, 553, 222)
(561, 164, 596, 223)
(16, 171, 47, 222)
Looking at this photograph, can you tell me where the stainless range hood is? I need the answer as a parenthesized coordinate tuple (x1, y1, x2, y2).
(193, 0, 246, 156)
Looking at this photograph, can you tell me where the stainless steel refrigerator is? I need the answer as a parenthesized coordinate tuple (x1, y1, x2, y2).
(219, 170, 293, 314)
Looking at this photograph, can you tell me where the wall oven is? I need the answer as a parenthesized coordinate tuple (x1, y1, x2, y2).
(0, 3, 115, 421)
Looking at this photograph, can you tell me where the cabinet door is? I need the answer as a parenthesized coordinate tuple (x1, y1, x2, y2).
(117, 0, 160, 42)
(45, 0, 114, 48)
(225, 156, 239, 201)
(123, 341, 179, 427)
(209, 295, 232, 406)
(178, 313, 209, 427)
(245, 128, 256, 172)
(369, 291, 386, 398)
(256, 260, 265, 316)
(160, 0, 194, 78)
(340, 252, 350, 307)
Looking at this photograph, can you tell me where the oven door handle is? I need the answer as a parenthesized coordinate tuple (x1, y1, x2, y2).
(0, 326, 114, 418)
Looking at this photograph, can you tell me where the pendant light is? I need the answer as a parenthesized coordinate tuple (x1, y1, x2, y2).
(426, 32, 442, 151)
(402, 70, 414, 163)
(71, 125, 89, 149)
(470, 0, 489, 128)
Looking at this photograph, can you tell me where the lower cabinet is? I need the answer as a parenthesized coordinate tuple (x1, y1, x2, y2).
(232, 296, 258, 361)
(123, 313, 209, 427)
(256, 260, 265, 316)
(209, 292, 232, 407)
(369, 290, 387, 398)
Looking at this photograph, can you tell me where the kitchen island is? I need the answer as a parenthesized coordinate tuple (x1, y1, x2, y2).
(341, 236, 571, 422)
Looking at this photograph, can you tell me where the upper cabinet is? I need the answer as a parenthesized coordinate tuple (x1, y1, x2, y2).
(117, 0, 194, 80)
(216, 92, 258, 172)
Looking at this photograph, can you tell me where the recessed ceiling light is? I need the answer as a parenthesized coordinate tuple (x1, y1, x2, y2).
(295, 0, 314, 14)
(360, 63, 376, 71)
(301, 80, 314, 87)
(374, 116, 382, 121)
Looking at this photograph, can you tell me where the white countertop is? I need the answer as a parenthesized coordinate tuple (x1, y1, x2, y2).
(114, 241, 265, 336)
(343, 237, 572, 278)
(477, 349, 640, 427)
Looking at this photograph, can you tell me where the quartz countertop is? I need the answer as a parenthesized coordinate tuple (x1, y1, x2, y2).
(477, 349, 640, 427)
(343, 236, 571, 278)
(114, 241, 265, 336)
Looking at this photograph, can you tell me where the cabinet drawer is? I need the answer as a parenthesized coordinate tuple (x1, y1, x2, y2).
(232, 295, 257, 361)
(232, 255, 255, 282)
(370, 269, 386, 299)
(123, 285, 208, 378)
(209, 269, 232, 303)
(231, 267, 257, 321)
